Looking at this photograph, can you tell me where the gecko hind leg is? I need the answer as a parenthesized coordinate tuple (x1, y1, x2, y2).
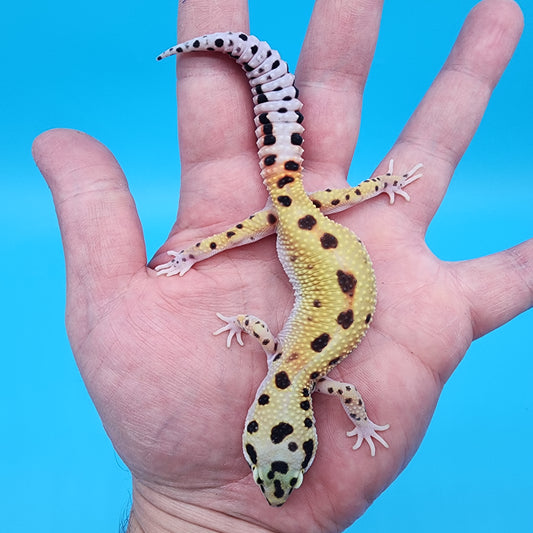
(314, 376, 389, 456)
(155, 205, 278, 277)
(156, 160, 423, 276)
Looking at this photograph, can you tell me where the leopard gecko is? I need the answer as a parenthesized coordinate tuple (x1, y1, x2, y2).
(156, 32, 422, 506)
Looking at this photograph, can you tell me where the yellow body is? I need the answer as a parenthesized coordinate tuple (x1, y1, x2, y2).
(156, 32, 422, 505)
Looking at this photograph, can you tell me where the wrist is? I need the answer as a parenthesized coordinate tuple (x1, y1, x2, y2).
(127, 478, 274, 533)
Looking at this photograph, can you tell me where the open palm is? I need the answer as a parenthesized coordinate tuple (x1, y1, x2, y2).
(33, 1, 531, 531)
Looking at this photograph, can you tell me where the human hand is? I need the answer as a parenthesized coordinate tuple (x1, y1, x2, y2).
(32, 1, 530, 532)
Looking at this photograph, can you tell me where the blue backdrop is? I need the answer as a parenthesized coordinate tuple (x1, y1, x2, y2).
(1, 1, 531, 531)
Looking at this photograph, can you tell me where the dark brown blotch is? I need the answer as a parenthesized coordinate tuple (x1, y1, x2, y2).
(336, 270, 357, 296)
(275, 371, 291, 389)
(298, 215, 317, 230)
(311, 333, 330, 352)
(320, 233, 338, 249)
(337, 309, 354, 329)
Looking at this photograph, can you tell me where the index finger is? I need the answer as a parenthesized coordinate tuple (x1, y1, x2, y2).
(174, 1, 253, 173)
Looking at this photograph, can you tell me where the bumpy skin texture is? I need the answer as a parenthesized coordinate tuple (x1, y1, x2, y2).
(157, 33, 421, 505)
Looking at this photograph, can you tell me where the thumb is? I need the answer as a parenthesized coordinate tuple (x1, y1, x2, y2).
(33, 129, 147, 314)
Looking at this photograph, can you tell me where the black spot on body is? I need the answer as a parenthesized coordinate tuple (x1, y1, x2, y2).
(275, 371, 291, 389)
(257, 94, 268, 104)
(258, 394, 270, 405)
(192, 40, 200, 48)
(251, 44, 258, 54)
(238, 33, 248, 40)
(214, 38, 224, 47)
(277, 176, 294, 188)
(259, 113, 270, 124)
(247, 420, 259, 434)
(273, 352, 282, 362)
(328, 357, 341, 366)
(226, 231, 236, 238)
(337, 309, 355, 329)
(209, 242, 217, 250)
(309, 371, 320, 380)
(301, 439, 314, 469)
(337, 270, 357, 296)
(264, 134, 276, 145)
(288, 442, 298, 452)
(365, 313, 372, 324)
(302, 387, 310, 397)
(331, 199, 340, 206)
(312, 199, 322, 208)
(311, 333, 331, 352)
(320, 233, 338, 249)
(304, 417, 313, 428)
(270, 422, 294, 444)
(300, 400, 310, 410)
(296, 111, 304, 123)
(298, 215, 317, 230)
(313, 299, 321, 307)
(267, 213, 277, 224)
(246, 443, 257, 464)
(236, 223, 243, 229)
(277, 195, 292, 207)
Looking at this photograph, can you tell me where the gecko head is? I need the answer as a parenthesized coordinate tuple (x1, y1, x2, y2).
(243, 431, 316, 506)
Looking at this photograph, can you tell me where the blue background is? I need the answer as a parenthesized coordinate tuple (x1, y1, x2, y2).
(1, 1, 531, 531)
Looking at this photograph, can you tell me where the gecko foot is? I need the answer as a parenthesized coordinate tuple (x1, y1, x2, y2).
(155, 250, 195, 277)
(213, 313, 245, 348)
(383, 158, 423, 204)
(346, 418, 390, 457)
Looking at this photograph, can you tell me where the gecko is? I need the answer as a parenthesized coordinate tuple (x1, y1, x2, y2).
(156, 32, 422, 506)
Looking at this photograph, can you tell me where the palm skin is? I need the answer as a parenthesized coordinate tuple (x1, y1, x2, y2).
(32, 0, 531, 532)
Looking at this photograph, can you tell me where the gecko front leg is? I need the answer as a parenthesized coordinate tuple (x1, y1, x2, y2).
(213, 313, 280, 363)
(314, 376, 390, 456)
